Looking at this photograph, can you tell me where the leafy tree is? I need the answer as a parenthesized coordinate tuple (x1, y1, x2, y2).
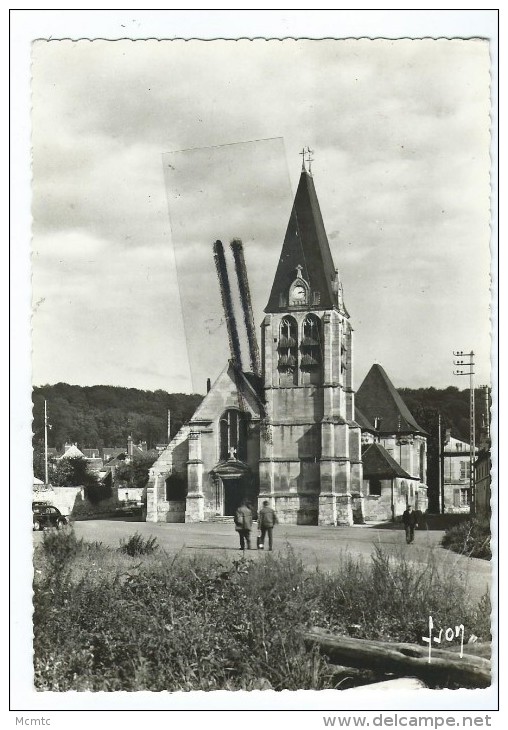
(114, 452, 158, 490)
(52, 456, 99, 489)
(51, 456, 111, 505)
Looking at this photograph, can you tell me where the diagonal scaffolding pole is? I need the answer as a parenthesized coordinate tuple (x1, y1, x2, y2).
(230, 238, 261, 375)
(213, 240, 243, 371)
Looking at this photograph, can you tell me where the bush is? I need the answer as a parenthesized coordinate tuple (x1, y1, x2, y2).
(33, 542, 491, 692)
(42, 527, 83, 572)
(118, 532, 159, 557)
(441, 517, 491, 560)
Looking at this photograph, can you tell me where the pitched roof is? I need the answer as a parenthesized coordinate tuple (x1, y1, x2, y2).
(191, 360, 263, 422)
(356, 364, 426, 435)
(265, 169, 340, 313)
(362, 443, 412, 479)
(355, 406, 376, 431)
(82, 448, 100, 458)
(102, 447, 125, 459)
(59, 444, 85, 459)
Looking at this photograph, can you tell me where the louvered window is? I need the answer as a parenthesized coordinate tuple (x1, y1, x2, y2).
(278, 317, 298, 384)
(300, 315, 322, 370)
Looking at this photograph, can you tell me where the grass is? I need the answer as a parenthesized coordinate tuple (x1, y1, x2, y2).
(33, 529, 491, 692)
(441, 516, 492, 560)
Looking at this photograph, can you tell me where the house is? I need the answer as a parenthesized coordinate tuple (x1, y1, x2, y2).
(147, 160, 428, 525)
(441, 433, 476, 513)
(58, 443, 85, 460)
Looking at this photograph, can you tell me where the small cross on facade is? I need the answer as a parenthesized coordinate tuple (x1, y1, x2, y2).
(228, 446, 237, 460)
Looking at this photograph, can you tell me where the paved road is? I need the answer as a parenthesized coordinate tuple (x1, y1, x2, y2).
(51, 518, 492, 605)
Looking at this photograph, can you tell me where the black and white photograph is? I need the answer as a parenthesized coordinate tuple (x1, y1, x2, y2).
(10, 8, 499, 719)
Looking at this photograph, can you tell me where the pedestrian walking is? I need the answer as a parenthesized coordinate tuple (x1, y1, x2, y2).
(402, 504, 418, 544)
(257, 500, 278, 551)
(234, 500, 253, 551)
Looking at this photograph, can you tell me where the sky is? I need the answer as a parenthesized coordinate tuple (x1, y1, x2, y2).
(31, 38, 492, 394)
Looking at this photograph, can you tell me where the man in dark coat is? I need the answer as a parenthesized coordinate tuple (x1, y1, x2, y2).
(234, 500, 253, 551)
(402, 504, 418, 544)
(257, 500, 278, 551)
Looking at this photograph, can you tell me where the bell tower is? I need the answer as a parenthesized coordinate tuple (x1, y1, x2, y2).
(259, 155, 362, 525)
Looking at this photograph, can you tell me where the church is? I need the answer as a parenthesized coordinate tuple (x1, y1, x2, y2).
(146, 158, 428, 525)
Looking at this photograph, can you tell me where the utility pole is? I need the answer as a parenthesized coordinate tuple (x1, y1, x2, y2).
(438, 412, 443, 514)
(453, 351, 475, 515)
(44, 399, 49, 485)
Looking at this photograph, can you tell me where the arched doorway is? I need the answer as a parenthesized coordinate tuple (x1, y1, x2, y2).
(212, 462, 253, 517)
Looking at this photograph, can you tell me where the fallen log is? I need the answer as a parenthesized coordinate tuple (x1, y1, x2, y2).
(446, 642, 491, 659)
(304, 628, 491, 689)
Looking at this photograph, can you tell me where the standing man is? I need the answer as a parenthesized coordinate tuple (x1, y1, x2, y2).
(402, 504, 418, 544)
(234, 500, 253, 551)
(258, 500, 278, 551)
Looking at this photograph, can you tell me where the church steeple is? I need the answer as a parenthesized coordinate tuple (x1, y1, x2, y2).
(265, 167, 341, 313)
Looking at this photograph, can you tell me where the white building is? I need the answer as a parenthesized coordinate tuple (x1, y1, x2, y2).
(442, 433, 476, 513)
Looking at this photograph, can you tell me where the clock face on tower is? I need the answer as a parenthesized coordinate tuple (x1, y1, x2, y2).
(289, 267, 309, 306)
(293, 285, 306, 302)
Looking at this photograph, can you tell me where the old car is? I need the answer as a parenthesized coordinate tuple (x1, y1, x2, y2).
(32, 502, 68, 531)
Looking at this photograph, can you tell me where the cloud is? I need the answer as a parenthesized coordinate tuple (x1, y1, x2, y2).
(31, 38, 492, 391)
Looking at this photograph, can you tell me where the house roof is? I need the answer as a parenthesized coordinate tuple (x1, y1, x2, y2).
(265, 169, 341, 313)
(102, 447, 125, 458)
(356, 364, 427, 435)
(59, 444, 85, 459)
(104, 453, 127, 466)
(362, 442, 412, 479)
(82, 448, 100, 458)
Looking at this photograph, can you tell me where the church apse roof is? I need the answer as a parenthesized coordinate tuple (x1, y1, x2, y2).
(362, 442, 412, 480)
(356, 364, 427, 435)
(355, 406, 376, 432)
(265, 169, 339, 313)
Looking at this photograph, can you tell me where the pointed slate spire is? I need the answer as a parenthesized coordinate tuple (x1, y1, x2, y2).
(265, 168, 340, 313)
(356, 364, 427, 435)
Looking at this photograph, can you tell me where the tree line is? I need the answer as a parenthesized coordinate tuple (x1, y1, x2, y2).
(33, 382, 488, 452)
(32, 383, 203, 451)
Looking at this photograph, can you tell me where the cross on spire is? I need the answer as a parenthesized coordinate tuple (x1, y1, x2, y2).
(300, 147, 306, 171)
(299, 147, 315, 174)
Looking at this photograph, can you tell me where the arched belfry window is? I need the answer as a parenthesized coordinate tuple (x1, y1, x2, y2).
(278, 316, 298, 385)
(220, 409, 248, 462)
(300, 314, 322, 370)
